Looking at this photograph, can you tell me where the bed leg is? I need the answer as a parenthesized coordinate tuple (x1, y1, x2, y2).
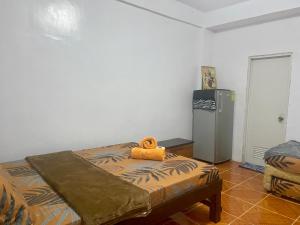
(209, 191, 221, 223)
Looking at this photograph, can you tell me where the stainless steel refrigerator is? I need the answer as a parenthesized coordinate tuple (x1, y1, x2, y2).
(192, 89, 234, 163)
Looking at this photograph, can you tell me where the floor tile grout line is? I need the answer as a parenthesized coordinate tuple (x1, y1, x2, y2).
(223, 180, 236, 185)
(184, 201, 239, 225)
(252, 193, 270, 206)
(291, 215, 300, 225)
(183, 200, 242, 224)
(230, 192, 296, 224)
(226, 167, 300, 221)
(229, 217, 255, 225)
(186, 208, 240, 225)
(271, 193, 300, 206)
(224, 188, 267, 202)
(223, 179, 252, 193)
(253, 193, 299, 221)
(218, 168, 233, 174)
(184, 204, 240, 225)
(228, 209, 256, 225)
(225, 185, 297, 221)
(218, 167, 257, 177)
(220, 163, 260, 173)
(255, 205, 297, 221)
(217, 164, 240, 174)
(237, 194, 270, 219)
(222, 165, 299, 223)
(222, 209, 240, 219)
(228, 194, 270, 225)
(218, 162, 299, 225)
(167, 162, 299, 225)
(184, 192, 241, 224)
(220, 167, 255, 176)
(187, 200, 241, 217)
(223, 172, 261, 193)
(222, 192, 255, 206)
(221, 165, 269, 224)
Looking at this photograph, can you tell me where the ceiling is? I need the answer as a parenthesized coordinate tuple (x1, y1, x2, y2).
(177, 0, 250, 12)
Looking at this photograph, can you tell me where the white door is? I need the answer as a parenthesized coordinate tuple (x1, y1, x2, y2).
(244, 54, 291, 166)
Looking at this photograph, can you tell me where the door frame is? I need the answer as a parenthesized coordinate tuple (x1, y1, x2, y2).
(242, 52, 293, 163)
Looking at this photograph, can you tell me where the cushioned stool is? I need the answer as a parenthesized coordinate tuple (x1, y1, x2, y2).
(264, 140, 300, 202)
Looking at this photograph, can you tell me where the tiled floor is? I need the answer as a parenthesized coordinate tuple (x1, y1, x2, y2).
(161, 161, 300, 225)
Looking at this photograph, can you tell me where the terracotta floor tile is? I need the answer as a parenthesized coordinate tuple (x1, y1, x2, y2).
(161, 220, 181, 225)
(229, 166, 259, 177)
(215, 161, 240, 172)
(230, 218, 254, 225)
(294, 220, 300, 225)
(241, 174, 266, 193)
(170, 212, 198, 225)
(220, 171, 250, 184)
(253, 173, 264, 180)
(159, 161, 300, 225)
(185, 202, 202, 211)
(221, 193, 253, 217)
(258, 195, 300, 220)
(184, 203, 210, 222)
(214, 211, 236, 225)
(222, 180, 236, 192)
(184, 203, 236, 225)
(239, 206, 294, 225)
(225, 183, 268, 204)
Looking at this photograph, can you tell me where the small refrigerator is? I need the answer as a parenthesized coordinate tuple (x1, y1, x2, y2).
(192, 89, 234, 163)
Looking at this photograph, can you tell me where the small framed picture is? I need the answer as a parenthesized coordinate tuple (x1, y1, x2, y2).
(201, 66, 217, 90)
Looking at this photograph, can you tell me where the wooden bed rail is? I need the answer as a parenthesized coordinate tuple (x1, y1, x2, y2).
(118, 179, 222, 225)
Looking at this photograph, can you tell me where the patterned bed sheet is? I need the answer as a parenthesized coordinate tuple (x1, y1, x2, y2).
(0, 142, 219, 225)
(264, 164, 300, 202)
(265, 155, 300, 174)
(271, 176, 300, 202)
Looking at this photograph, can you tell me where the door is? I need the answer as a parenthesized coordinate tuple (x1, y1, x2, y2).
(244, 54, 291, 166)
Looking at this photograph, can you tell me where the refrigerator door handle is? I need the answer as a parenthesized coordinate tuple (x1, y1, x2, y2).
(218, 92, 223, 113)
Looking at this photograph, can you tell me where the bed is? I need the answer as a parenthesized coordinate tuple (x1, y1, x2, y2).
(264, 141, 300, 202)
(264, 164, 300, 202)
(0, 142, 222, 225)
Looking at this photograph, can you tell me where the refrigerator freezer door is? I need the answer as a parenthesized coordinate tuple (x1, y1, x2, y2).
(215, 90, 234, 163)
(193, 109, 215, 162)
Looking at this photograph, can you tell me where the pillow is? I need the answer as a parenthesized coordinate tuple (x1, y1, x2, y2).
(0, 172, 32, 225)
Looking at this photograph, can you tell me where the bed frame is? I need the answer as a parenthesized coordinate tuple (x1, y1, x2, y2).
(118, 179, 222, 225)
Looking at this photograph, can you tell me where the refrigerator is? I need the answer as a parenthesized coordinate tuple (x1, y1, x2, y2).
(192, 89, 234, 163)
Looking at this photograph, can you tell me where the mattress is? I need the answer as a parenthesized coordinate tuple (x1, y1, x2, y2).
(265, 155, 300, 174)
(0, 142, 219, 225)
(264, 164, 300, 201)
(271, 177, 300, 202)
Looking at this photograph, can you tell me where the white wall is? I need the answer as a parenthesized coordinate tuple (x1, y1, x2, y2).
(204, 0, 300, 31)
(119, 0, 204, 27)
(0, 0, 205, 162)
(211, 16, 300, 161)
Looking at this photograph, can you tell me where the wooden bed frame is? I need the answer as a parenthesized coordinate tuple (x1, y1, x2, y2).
(118, 179, 222, 225)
